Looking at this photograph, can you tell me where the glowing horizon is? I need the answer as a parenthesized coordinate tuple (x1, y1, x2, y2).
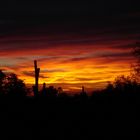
(0, 30, 137, 93)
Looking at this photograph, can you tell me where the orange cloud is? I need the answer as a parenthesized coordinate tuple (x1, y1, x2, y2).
(0, 32, 138, 93)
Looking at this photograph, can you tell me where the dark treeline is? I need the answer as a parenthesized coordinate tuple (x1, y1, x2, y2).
(0, 69, 139, 138)
(0, 69, 140, 98)
(1, 43, 140, 137)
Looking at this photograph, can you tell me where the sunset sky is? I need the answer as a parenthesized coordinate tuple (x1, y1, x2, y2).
(0, 0, 140, 93)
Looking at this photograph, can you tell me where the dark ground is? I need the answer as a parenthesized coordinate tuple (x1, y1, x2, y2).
(0, 94, 138, 139)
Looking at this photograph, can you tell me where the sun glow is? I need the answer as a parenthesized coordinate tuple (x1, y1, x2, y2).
(0, 33, 136, 93)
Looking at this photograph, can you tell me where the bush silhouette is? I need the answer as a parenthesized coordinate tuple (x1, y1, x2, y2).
(104, 75, 140, 96)
(0, 70, 6, 95)
(132, 42, 140, 82)
(0, 71, 27, 97)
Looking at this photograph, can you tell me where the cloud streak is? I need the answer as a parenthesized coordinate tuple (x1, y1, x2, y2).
(0, 17, 139, 91)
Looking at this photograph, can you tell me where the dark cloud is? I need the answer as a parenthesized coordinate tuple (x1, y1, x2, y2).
(0, 25, 139, 54)
(22, 71, 34, 77)
(41, 69, 67, 73)
(22, 68, 66, 78)
(113, 42, 140, 49)
(22, 71, 49, 79)
(0, 0, 139, 89)
(60, 51, 132, 64)
(100, 52, 131, 58)
(75, 77, 103, 81)
(93, 66, 108, 69)
(65, 57, 90, 62)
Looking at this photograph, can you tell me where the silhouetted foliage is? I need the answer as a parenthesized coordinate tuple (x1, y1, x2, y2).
(5, 73, 27, 97)
(103, 75, 140, 96)
(106, 82, 114, 92)
(132, 42, 140, 82)
(133, 42, 140, 60)
(58, 87, 63, 94)
(0, 70, 6, 95)
(40, 84, 58, 97)
(80, 86, 88, 100)
(40, 82, 47, 96)
(0, 69, 139, 138)
(47, 86, 58, 97)
(0, 71, 27, 97)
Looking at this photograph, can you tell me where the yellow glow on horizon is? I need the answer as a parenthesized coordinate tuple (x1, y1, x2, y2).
(18, 60, 131, 89)
(0, 41, 135, 92)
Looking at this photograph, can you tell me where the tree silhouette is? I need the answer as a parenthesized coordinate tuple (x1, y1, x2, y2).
(0, 70, 6, 95)
(40, 82, 47, 96)
(132, 42, 140, 82)
(46, 86, 58, 97)
(133, 42, 140, 60)
(58, 87, 63, 94)
(80, 86, 88, 100)
(4, 73, 27, 97)
(104, 75, 139, 96)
